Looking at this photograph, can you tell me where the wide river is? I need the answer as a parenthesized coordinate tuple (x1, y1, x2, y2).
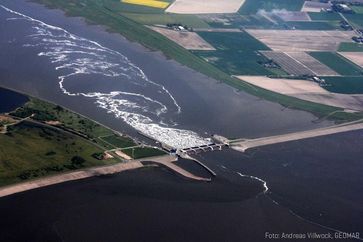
(0, 1, 362, 241)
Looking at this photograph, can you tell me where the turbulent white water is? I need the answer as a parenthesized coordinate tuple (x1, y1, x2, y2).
(1, 5, 211, 149)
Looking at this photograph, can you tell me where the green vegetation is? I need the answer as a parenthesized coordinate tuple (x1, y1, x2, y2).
(100, 134, 136, 149)
(286, 21, 339, 30)
(122, 13, 209, 28)
(0, 122, 114, 186)
(343, 13, 363, 29)
(32, 0, 363, 122)
(194, 50, 273, 75)
(239, 0, 305, 14)
(352, 6, 363, 14)
(193, 32, 272, 75)
(206, 15, 274, 29)
(9, 98, 136, 149)
(308, 12, 343, 21)
(338, 42, 363, 52)
(323, 76, 363, 94)
(309, 52, 363, 76)
(123, 147, 165, 159)
(197, 31, 270, 51)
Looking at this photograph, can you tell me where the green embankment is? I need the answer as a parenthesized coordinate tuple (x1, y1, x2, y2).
(32, 0, 363, 122)
(309, 52, 363, 76)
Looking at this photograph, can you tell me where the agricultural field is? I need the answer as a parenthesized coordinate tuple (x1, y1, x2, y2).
(149, 26, 215, 50)
(197, 31, 270, 51)
(122, 0, 170, 9)
(166, 0, 245, 14)
(309, 52, 363, 76)
(338, 52, 363, 68)
(277, 11, 310, 22)
(239, 0, 305, 15)
(351, 6, 363, 14)
(285, 21, 339, 30)
(261, 51, 315, 76)
(235, 76, 363, 111)
(323, 77, 363, 94)
(308, 12, 343, 21)
(301, 1, 331, 13)
(285, 52, 338, 76)
(338, 42, 363, 52)
(194, 50, 273, 75)
(193, 31, 273, 75)
(202, 14, 275, 29)
(247, 30, 355, 51)
(343, 13, 363, 29)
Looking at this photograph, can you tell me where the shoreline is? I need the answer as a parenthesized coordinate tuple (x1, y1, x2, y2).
(0, 154, 212, 198)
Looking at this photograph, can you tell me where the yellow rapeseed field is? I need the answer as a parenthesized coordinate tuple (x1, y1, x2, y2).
(122, 0, 170, 9)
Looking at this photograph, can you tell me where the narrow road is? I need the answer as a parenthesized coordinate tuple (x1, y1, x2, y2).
(231, 121, 363, 152)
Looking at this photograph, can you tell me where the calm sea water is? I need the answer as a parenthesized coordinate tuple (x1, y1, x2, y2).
(0, 1, 362, 241)
(0, 87, 28, 113)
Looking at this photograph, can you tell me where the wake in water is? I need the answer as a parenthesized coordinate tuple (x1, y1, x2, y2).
(1, 5, 211, 148)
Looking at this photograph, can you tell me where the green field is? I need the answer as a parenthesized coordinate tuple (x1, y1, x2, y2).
(308, 12, 343, 21)
(123, 147, 166, 159)
(206, 15, 274, 29)
(197, 31, 270, 51)
(309, 52, 363, 76)
(194, 50, 273, 75)
(194, 32, 272, 75)
(338, 42, 363, 52)
(101, 134, 136, 148)
(239, 0, 305, 14)
(343, 13, 363, 29)
(0, 122, 114, 186)
(323, 76, 363, 94)
(285, 21, 339, 30)
(352, 6, 363, 14)
(122, 13, 209, 28)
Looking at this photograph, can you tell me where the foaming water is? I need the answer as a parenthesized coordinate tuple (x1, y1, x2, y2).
(0, 5, 210, 148)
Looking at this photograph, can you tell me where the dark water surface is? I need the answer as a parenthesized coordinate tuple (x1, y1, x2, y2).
(0, 87, 28, 113)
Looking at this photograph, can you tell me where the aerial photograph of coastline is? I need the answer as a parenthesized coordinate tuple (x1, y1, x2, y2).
(0, 0, 362, 241)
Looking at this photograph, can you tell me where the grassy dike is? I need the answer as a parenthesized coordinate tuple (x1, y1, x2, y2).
(32, 0, 363, 122)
